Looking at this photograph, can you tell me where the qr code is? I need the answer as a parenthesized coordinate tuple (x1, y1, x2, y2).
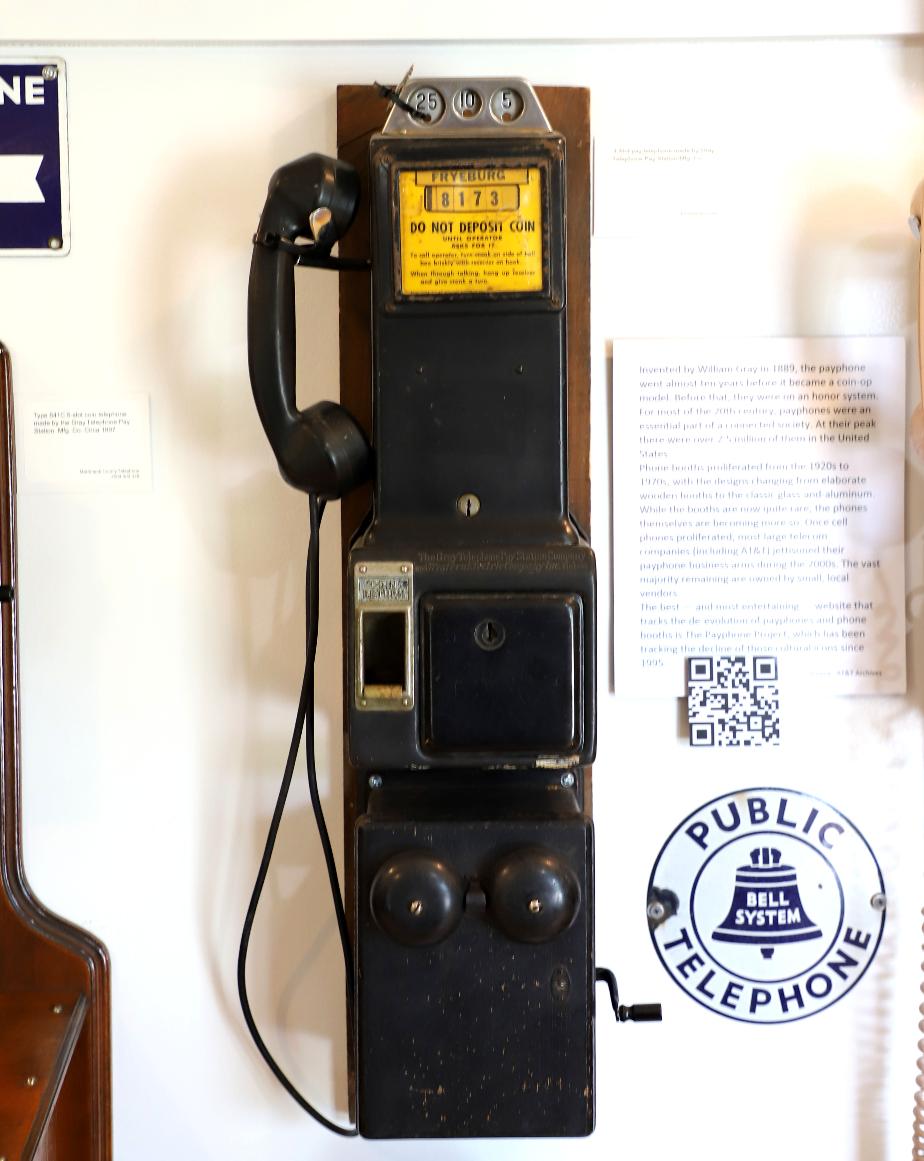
(687, 656, 780, 747)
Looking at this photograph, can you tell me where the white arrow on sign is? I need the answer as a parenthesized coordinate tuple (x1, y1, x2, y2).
(0, 155, 44, 203)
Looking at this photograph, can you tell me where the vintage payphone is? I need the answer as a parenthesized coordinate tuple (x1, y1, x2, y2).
(242, 77, 659, 1140)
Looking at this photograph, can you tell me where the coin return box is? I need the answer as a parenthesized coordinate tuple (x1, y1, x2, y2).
(357, 609, 414, 708)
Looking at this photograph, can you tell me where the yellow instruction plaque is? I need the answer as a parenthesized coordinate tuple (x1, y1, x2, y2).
(397, 165, 544, 296)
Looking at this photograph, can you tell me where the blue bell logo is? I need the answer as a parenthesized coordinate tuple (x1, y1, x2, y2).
(711, 846, 822, 959)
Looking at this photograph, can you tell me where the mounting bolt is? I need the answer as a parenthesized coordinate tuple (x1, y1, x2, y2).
(368, 774, 382, 790)
(870, 892, 887, 912)
(42, 65, 58, 80)
(560, 772, 575, 789)
(647, 901, 666, 922)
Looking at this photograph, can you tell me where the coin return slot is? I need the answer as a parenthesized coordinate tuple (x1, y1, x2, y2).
(361, 611, 409, 700)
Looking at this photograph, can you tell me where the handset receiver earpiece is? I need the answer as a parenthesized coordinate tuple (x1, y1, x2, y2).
(256, 152, 361, 254)
(248, 153, 371, 498)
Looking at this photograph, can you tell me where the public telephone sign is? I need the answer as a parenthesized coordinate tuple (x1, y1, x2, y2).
(0, 60, 69, 255)
(647, 788, 885, 1024)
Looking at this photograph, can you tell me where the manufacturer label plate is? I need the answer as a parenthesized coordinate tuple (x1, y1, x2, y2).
(397, 164, 543, 295)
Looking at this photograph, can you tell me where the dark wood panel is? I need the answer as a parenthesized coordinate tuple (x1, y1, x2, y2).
(539, 87, 592, 538)
(0, 993, 86, 1159)
(0, 345, 112, 1161)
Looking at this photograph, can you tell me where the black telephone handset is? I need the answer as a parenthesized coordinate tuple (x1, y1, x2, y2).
(247, 153, 371, 498)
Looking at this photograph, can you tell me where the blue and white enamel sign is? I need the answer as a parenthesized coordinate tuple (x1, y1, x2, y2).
(0, 60, 69, 255)
(647, 788, 885, 1023)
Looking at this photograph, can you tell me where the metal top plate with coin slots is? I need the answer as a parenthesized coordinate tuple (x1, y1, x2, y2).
(382, 78, 552, 136)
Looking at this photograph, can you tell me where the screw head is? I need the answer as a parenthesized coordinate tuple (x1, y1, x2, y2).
(358, 564, 367, 574)
(51, 1003, 64, 1015)
(42, 65, 58, 80)
(528, 898, 543, 914)
(408, 899, 423, 916)
(25, 1075, 37, 1087)
(560, 772, 576, 789)
(400, 564, 410, 574)
(401, 696, 411, 707)
(47, 236, 63, 251)
(647, 900, 666, 922)
(368, 774, 382, 790)
(870, 892, 887, 912)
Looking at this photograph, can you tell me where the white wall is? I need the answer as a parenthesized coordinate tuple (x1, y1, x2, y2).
(0, 37, 922, 1161)
(3, 2, 924, 42)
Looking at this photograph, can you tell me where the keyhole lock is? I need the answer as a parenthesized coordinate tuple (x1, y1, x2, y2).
(457, 493, 481, 517)
(474, 618, 506, 651)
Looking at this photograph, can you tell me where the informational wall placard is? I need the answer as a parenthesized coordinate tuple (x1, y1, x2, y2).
(594, 141, 725, 238)
(612, 337, 906, 696)
(17, 396, 151, 492)
(0, 59, 69, 255)
(647, 788, 886, 1024)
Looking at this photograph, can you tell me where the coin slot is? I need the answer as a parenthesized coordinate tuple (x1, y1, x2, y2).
(362, 610, 408, 698)
(454, 87, 483, 119)
(408, 86, 445, 125)
(490, 86, 525, 123)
